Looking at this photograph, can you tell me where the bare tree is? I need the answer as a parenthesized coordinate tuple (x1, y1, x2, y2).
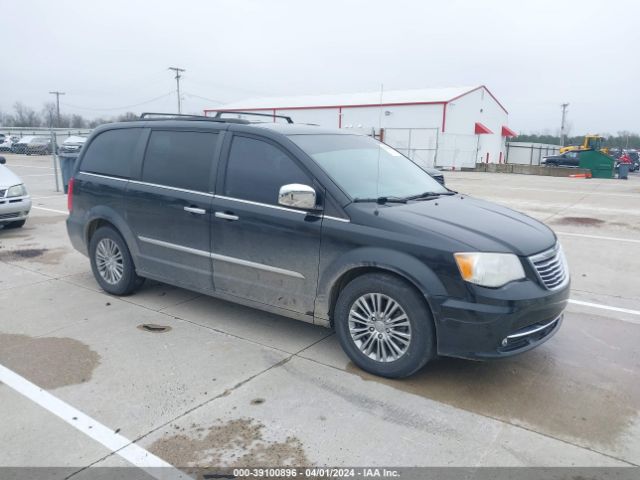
(42, 102, 57, 127)
(70, 114, 87, 128)
(88, 117, 110, 128)
(116, 112, 138, 122)
(13, 102, 41, 127)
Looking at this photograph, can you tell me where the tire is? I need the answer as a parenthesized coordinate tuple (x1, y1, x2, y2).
(5, 220, 26, 229)
(89, 226, 144, 295)
(334, 273, 436, 378)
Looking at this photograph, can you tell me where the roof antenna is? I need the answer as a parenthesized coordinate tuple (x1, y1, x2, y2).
(376, 83, 384, 198)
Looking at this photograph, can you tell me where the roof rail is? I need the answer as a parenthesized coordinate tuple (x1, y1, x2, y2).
(212, 111, 294, 124)
(139, 112, 249, 124)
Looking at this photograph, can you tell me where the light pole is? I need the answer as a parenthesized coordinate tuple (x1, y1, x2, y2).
(168, 67, 185, 114)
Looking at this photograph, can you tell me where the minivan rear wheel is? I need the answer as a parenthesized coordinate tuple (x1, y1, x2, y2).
(89, 226, 144, 296)
(334, 273, 435, 378)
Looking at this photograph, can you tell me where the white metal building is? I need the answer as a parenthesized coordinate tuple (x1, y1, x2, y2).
(205, 85, 516, 169)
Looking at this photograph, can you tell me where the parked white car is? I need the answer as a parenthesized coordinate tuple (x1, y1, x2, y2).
(0, 135, 19, 152)
(0, 156, 31, 228)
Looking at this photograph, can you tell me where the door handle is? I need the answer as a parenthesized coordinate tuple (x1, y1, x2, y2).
(184, 206, 206, 215)
(215, 211, 239, 221)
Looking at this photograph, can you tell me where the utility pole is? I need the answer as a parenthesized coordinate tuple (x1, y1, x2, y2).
(560, 103, 569, 147)
(49, 91, 65, 127)
(168, 67, 185, 114)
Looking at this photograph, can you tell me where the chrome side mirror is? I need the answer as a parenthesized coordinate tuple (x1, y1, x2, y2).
(278, 183, 317, 210)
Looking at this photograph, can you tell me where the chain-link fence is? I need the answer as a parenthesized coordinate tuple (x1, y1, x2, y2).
(1, 127, 92, 192)
(382, 128, 439, 170)
(505, 142, 561, 165)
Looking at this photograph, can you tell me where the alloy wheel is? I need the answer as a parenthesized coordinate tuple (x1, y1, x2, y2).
(95, 238, 124, 285)
(348, 293, 412, 362)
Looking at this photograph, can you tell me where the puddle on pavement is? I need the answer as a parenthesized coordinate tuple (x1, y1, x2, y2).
(0, 333, 100, 389)
(149, 418, 308, 468)
(550, 217, 605, 227)
(345, 313, 639, 448)
(0, 247, 67, 265)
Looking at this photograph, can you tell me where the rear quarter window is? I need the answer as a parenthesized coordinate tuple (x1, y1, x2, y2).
(81, 128, 142, 178)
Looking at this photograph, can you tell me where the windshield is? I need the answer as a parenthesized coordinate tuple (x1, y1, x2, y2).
(289, 134, 447, 199)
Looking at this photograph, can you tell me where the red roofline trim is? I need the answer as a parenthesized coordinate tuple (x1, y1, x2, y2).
(205, 100, 447, 113)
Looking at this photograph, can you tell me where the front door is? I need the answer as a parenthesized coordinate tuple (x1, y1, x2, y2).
(126, 129, 220, 292)
(210, 134, 322, 316)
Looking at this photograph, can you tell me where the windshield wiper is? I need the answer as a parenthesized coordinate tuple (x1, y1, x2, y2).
(353, 196, 407, 204)
(403, 191, 457, 201)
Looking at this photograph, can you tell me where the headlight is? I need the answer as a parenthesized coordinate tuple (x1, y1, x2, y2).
(454, 252, 525, 288)
(6, 184, 27, 197)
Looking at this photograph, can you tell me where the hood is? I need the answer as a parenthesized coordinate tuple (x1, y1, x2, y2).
(63, 136, 87, 145)
(0, 165, 23, 188)
(364, 195, 556, 256)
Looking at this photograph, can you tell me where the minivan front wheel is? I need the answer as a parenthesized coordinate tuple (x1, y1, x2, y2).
(89, 226, 144, 295)
(334, 273, 435, 378)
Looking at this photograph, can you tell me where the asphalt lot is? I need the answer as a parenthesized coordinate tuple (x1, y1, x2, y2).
(0, 152, 639, 476)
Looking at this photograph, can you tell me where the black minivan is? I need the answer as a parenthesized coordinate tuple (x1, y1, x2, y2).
(67, 114, 570, 378)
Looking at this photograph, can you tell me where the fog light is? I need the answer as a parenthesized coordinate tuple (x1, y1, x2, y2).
(501, 338, 508, 347)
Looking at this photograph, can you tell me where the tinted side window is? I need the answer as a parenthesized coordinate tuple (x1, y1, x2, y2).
(224, 136, 310, 205)
(81, 128, 141, 178)
(142, 130, 218, 192)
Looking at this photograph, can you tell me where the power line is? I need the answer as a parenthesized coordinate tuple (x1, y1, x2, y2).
(49, 91, 65, 127)
(60, 91, 175, 112)
(168, 67, 185, 113)
(182, 92, 225, 104)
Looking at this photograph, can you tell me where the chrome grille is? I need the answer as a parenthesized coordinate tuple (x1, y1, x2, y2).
(529, 243, 569, 290)
(0, 212, 20, 220)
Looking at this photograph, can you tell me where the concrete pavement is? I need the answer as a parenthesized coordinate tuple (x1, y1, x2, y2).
(0, 153, 638, 476)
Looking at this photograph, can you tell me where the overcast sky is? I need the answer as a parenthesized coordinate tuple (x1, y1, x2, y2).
(1, 0, 638, 134)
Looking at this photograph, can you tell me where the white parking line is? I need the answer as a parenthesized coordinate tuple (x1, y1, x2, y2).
(569, 299, 640, 317)
(4, 164, 54, 169)
(21, 173, 55, 177)
(32, 206, 68, 214)
(31, 195, 65, 200)
(557, 231, 640, 244)
(0, 364, 187, 479)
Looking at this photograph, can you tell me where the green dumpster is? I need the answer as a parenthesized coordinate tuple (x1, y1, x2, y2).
(578, 150, 615, 178)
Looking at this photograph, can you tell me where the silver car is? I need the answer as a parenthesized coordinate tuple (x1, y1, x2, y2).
(0, 156, 31, 228)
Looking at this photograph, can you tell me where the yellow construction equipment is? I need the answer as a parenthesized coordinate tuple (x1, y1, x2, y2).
(560, 134, 608, 154)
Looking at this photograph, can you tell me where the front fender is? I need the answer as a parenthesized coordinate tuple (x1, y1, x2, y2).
(315, 246, 447, 323)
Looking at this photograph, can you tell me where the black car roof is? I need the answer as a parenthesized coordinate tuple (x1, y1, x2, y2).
(91, 119, 360, 138)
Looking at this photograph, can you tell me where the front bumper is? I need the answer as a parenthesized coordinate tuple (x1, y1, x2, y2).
(431, 277, 570, 359)
(0, 195, 31, 223)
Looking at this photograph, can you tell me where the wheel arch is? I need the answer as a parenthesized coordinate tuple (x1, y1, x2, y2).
(83, 206, 140, 264)
(317, 247, 446, 333)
